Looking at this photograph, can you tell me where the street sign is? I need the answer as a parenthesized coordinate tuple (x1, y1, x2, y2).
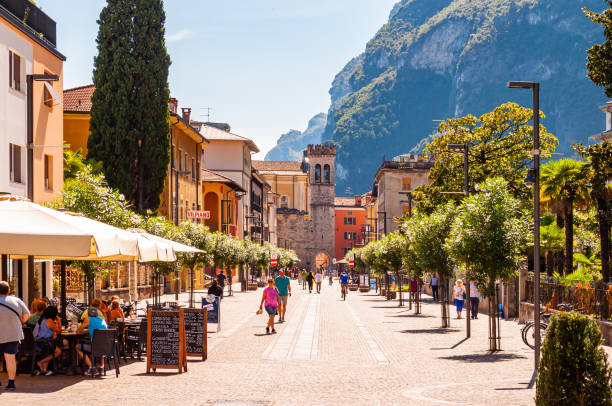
(271, 259, 277, 266)
(270, 253, 278, 267)
(349, 261, 354, 268)
(348, 253, 355, 261)
(187, 210, 210, 219)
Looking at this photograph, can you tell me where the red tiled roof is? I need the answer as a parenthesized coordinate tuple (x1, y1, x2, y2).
(63, 84, 95, 113)
(252, 161, 304, 173)
(201, 169, 246, 193)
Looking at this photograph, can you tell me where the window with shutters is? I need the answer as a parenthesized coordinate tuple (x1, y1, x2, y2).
(402, 177, 412, 191)
(8, 51, 22, 91)
(9, 144, 23, 183)
(44, 154, 53, 190)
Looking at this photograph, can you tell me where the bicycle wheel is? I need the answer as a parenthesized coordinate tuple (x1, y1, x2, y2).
(523, 322, 548, 349)
(521, 322, 532, 346)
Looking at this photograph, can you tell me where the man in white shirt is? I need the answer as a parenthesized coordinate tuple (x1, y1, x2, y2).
(314, 271, 323, 293)
(0, 281, 30, 390)
(469, 280, 481, 319)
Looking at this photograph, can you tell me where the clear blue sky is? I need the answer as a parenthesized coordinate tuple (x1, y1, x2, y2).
(38, 0, 398, 158)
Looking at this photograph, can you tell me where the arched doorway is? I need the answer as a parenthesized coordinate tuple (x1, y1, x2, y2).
(315, 252, 330, 270)
(204, 192, 219, 232)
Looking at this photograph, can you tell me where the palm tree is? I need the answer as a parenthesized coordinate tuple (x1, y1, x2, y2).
(540, 222, 565, 276)
(541, 159, 590, 275)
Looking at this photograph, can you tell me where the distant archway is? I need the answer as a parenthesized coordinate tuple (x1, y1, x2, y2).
(204, 192, 220, 232)
(315, 252, 330, 270)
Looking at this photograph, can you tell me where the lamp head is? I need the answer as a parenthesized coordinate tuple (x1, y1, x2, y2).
(524, 168, 536, 188)
(507, 81, 536, 89)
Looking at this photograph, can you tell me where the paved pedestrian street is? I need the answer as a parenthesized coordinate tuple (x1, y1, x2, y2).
(4, 281, 610, 406)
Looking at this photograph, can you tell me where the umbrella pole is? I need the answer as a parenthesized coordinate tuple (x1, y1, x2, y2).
(60, 261, 67, 324)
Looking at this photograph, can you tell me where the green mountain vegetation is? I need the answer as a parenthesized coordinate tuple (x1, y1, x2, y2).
(321, 0, 608, 194)
(265, 113, 327, 161)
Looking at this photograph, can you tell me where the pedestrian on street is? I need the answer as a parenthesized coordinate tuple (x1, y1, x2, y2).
(208, 280, 223, 297)
(259, 278, 278, 334)
(275, 270, 291, 322)
(217, 270, 226, 297)
(0, 281, 30, 390)
(452, 279, 466, 319)
(469, 279, 481, 319)
(430, 273, 439, 301)
(301, 269, 308, 290)
(315, 271, 323, 293)
(306, 271, 315, 293)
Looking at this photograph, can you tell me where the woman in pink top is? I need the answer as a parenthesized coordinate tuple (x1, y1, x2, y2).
(259, 278, 279, 334)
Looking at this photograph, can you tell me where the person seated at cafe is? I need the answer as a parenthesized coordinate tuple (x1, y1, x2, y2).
(80, 298, 106, 321)
(25, 301, 47, 328)
(208, 280, 223, 297)
(108, 300, 125, 322)
(34, 306, 62, 376)
(76, 300, 108, 376)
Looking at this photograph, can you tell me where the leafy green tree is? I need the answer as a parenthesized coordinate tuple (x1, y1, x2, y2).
(536, 312, 612, 406)
(446, 178, 530, 350)
(51, 167, 142, 229)
(541, 159, 591, 275)
(375, 233, 409, 305)
(179, 221, 213, 306)
(89, 0, 171, 212)
(574, 141, 612, 282)
(584, 1, 612, 97)
(403, 203, 456, 327)
(416, 103, 558, 213)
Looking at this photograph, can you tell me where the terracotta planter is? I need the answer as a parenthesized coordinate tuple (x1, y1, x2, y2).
(247, 283, 258, 291)
(359, 286, 370, 293)
(257, 281, 266, 288)
(348, 284, 359, 291)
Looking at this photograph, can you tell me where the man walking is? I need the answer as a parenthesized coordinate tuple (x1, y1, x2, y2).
(315, 271, 323, 293)
(274, 270, 291, 322)
(469, 279, 481, 319)
(0, 281, 30, 390)
(430, 273, 439, 301)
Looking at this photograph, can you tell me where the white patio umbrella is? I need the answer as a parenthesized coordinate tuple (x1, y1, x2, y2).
(0, 196, 96, 258)
(129, 228, 203, 255)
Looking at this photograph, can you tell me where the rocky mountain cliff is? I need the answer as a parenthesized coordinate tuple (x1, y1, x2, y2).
(322, 0, 608, 194)
(265, 113, 327, 161)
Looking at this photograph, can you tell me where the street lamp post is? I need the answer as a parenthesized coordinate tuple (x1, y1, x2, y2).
(27, 74, 59, 304)
(448, 143, 471, 338)
(507, 80, 541, 370)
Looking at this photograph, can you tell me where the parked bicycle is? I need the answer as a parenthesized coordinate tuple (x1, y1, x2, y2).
(521, 311, 551, 349)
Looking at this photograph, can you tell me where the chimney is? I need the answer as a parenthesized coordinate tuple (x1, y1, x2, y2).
(169, 98, 178, 114)
(355, 196, 362, 206)
(182, 107, 192, 124)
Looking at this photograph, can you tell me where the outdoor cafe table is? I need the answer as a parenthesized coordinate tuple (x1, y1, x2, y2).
(60, 330, 88, 375)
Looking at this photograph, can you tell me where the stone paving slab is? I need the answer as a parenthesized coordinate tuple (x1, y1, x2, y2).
(2, 280, 611, 405)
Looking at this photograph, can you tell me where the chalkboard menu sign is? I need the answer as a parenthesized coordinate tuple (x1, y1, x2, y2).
(146, 309, 187, 373)
(183, 308, 207, 360)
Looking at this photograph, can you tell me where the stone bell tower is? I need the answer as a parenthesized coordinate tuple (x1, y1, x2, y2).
(305, 144, 336, 270)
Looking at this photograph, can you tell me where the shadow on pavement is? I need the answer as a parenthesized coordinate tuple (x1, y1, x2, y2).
(387, 313, 435, 318)
(1, 359, 144, 393)
(439, 352, 527, 363)
(399, 328, 460, 334)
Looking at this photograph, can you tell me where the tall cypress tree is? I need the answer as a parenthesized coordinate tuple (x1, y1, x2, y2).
(88, 0, 171, 212)
(132, 0, 171, 211)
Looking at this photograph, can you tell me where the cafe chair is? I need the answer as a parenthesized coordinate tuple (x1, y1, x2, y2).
(19, 327, 57, 374)
(126, 318, 147, 360)
(91, 328, 120, 378)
